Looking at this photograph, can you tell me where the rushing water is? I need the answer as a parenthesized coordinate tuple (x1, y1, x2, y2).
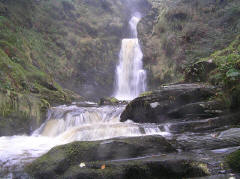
(0, 103, 170, 177)
(114, 13, 147, 100)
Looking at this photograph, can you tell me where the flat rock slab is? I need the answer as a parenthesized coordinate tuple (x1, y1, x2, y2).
(175, 128, 240, 151)
(61, 159, 209, 179)
(25, 135, 176, 178)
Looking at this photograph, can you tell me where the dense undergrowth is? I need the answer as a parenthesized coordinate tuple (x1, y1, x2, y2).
(185, 35, 240, 109)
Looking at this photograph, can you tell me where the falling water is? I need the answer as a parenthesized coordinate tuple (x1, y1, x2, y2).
(0, 103, 170, 177)
(114, 13, 147, 100)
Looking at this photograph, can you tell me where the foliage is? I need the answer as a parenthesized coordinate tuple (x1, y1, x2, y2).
(186, 35, 240, 109)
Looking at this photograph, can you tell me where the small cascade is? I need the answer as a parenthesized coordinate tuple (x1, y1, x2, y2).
(114, 13, 147, 100)
(34, 104, 169, 141)
(0, 104, 170, 175)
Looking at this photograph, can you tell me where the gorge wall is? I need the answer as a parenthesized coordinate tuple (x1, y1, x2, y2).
(139, 0, 240, 88)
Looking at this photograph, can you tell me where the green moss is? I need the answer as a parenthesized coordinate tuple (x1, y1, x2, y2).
(225, 149, 240, 172)
(0, 89, 48, 135)
(139, 91, 153, 97)
(109, 97, 118, 103)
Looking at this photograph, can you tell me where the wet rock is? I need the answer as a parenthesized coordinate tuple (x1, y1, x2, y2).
(120, 84, 216, 123)
(98, 97, 128, 106)
(167, 101, 224, 119)
(169, 112, 240, 133)
(61, 159, 209, 179)
(0, 90, 48, 136)
(25, 135, 176, 178)
(175, 128, 240, 151)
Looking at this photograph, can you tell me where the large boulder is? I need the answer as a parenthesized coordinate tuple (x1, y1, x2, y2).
(57, 159, 209, 179)
(25, 135, 176, 178)
(120, 84, 216, 123)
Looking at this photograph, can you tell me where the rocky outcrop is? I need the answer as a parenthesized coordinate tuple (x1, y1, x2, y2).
(0, 88, 83, 136)
(138, 0, 240, 88)
(120, 83, 217, 123)
(0, 89, 50, 136)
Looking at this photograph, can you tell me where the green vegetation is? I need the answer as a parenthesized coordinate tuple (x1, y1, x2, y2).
(225, 149, 240, 172)
(139, 0, 240, 87)
(140, 91, 153, 97)
(185, 35, 240, 109)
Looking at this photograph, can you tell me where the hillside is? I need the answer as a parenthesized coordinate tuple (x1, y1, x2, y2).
(139, 0, 240, 87)
(0, 0, 150, 135)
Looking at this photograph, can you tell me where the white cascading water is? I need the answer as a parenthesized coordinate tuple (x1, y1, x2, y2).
(114, 14, 147, 100)
(0, 103, 170, 177)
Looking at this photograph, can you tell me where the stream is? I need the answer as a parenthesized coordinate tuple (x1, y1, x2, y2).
(0, 102, 171, 177)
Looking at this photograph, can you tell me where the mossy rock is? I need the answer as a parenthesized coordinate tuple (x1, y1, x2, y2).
(139, 91, 153, 97)
(0, 90, 46, 135)
(225, 149, 240, 172)
(98, 97, 127, 105)
(25, 135, 176, 178)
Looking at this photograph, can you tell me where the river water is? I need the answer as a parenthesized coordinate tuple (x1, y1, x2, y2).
(0, 102, 170, 177)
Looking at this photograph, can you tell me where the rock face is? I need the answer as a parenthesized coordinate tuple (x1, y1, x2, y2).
(120, 83, 217, 123)
(0, 89, 47, 136)
(138, 0, 240, 88)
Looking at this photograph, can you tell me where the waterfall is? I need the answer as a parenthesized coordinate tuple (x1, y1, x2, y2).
(114, 13, 147, 100)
